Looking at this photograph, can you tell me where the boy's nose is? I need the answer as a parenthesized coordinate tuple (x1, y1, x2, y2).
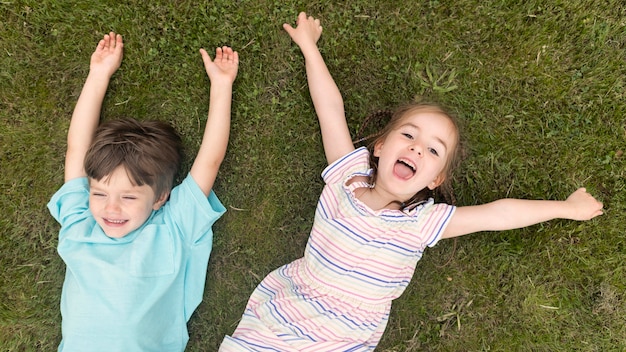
(105, 199, 121, 213)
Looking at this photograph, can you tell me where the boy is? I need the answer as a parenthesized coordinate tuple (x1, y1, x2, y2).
(47, 32, 238, 351)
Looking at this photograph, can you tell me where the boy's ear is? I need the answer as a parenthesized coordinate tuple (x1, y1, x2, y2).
(152, 192, 170, 210)
(427, 174, 445, 190)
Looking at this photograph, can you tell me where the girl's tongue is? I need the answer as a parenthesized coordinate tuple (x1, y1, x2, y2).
(394, 161, 415, 180)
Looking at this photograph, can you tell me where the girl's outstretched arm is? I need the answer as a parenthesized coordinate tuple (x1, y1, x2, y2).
(65, 32, 123, 182)
(191, 46, 238, 196)
(442, 188, 604, 239)
(284, 12, 354, 164)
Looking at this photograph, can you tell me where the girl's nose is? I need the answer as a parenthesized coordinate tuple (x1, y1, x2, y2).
(410, 144, 423, 156)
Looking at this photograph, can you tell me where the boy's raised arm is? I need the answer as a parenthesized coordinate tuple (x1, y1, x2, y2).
(284, 12, 354, 165)
(65, 32, 124, 182)
(442, 188, 604, 239)
(190, 46, 238, 197)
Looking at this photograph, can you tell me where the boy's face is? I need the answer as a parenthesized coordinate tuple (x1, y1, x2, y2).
(89, 166, 167, 238)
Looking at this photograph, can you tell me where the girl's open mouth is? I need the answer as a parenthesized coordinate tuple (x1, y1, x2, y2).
(394, 159, 416, 180)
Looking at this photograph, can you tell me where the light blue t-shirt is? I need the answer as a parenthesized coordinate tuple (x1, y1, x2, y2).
(48, 174, 226, 352)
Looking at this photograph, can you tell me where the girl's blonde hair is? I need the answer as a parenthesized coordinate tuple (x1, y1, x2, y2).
(357, 102, 463, 209)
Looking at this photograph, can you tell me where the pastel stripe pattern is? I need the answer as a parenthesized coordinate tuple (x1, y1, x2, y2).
(220, 147, 455, 351)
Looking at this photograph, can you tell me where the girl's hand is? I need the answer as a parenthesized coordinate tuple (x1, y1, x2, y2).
(565, 188, 604, 220)
(90, 32, 123, 78)
(283, 12, 323, 51)
(200, 46, 239, 85)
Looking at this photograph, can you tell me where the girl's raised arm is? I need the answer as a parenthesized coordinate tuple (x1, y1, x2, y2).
(442, 188, 603, 239)
(284, 12, 354, 164)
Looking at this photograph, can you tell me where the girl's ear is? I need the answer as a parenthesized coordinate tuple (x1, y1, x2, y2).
(152, 192, 170, 210)
(373, 141, 384, 157)
(427, 174, 445, 190)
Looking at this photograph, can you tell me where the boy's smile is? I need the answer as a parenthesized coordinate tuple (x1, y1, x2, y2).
(89, 166, 167, 238)
(373, 111, 457, 204)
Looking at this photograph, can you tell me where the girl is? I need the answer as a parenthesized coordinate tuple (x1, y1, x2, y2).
(219, 13, 603, 351)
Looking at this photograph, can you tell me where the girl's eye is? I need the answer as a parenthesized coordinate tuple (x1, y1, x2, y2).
(122, 196, 137, 200)
(428, 147, 439, 156)
(92, 193, 105, 197)
(402, 133, 414, 139)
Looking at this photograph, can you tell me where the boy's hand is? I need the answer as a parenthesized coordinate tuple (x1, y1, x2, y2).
(200, 46, 239, 85)
(565, 188, 604, 220)
(90, 32, 124, 78)
(283, 12, 323, 51)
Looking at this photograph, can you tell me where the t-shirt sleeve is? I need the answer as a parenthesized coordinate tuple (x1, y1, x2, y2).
(47, 177, 91, 232)
(321, 147, 371, 185)
(165, 174, 226, 245)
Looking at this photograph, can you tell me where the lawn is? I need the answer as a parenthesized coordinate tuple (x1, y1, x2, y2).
(1, 0, 624, 351)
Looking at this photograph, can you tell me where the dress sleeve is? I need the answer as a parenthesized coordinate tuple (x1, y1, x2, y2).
(164, 174, 226, 245)
(414, 201, 456, 248)
(321, 147, 371, 185)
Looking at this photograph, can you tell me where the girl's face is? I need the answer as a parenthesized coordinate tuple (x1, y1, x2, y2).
(89, 166, 167, 238)
(373, 111, 457, 203)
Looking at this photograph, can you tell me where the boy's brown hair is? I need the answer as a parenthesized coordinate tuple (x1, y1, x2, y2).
(84, 118, 183, 198)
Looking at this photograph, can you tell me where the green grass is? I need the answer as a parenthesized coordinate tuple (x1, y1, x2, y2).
(1, 0, 625, 350)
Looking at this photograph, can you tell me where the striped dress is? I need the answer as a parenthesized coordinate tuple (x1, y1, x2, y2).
(220, 147, 455, 351)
